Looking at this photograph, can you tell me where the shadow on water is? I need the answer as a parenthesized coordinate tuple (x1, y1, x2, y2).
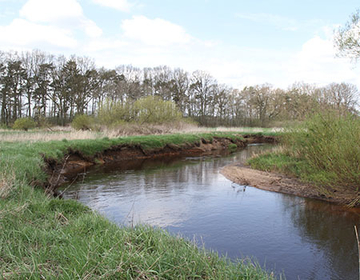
(60, 144, 360, 280)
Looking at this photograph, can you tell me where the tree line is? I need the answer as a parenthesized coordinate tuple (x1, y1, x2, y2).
(0, 49, 358, 127)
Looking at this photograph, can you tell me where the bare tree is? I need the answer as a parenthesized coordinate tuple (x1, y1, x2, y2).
(334, 9, 360, 62)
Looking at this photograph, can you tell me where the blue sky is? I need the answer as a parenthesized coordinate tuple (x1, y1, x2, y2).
(1, 0, 360, 89)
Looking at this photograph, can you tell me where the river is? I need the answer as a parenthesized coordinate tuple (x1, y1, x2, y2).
(61, 144, 360, 279)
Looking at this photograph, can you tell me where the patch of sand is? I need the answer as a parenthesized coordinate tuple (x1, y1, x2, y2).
(221, 164, 359, 206)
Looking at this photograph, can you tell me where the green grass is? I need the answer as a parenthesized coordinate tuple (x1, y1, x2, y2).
(0, 132, 276, 279)
(249, 152, 304, 177)
(1, 182, 273, 279)
(248, 111, 360, 192)
(0, 132, 246, 184)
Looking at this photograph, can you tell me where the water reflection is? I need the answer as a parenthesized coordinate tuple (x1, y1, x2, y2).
(282, 196, 360, 279)
(61, 145, 360, 280)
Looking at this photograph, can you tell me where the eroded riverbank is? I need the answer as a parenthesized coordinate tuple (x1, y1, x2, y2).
(45, 134, 276, 192)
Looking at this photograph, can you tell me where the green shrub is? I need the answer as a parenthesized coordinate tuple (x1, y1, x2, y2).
(12, 118, 37, 131)
(98, 96, 184, 127)
(71, 114, 94, 130)
(285, 110, 360, 187)
(98, 99, 131, 126)
(133, 96, 183, 124)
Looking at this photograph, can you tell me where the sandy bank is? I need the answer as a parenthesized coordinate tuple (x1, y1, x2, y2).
(221, 164, 359, 206)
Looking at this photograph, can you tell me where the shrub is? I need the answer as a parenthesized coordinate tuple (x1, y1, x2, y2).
(285, 110, 360, 187)
(133, 96, 183, 124)
(71, 114, 94, 131)
(98, 99, 131, 127)
(12, 118, 36, 131)
(98, 96, 184, 127)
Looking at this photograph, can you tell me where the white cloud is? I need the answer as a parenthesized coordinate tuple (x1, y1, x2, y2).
(0, 18, 77, 48)
(121, 16, 192, 46)
(19, 0, 102, 37)
(92, 0, 133, 12)
(285, 35, 360, 87)
(81, 19, 103, 38)
(20, 0, 83, 23)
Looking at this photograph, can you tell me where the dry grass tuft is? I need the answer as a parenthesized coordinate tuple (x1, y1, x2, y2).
(0, 171, 16, 199)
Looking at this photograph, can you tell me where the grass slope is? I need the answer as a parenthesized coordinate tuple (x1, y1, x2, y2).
(0, 132, 275, 279)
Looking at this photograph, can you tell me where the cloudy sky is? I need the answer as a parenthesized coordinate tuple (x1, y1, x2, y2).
(1, 0, 360, 89)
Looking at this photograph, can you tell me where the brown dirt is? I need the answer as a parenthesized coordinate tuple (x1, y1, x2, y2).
(221, 164, 360, 207)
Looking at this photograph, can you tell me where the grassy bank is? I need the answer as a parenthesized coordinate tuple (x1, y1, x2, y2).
(0, 132, 248, 184)
(248, 111, 360, 205)
(0, 132, 275, 279)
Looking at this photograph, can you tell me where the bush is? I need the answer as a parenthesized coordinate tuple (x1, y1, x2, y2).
(98, 96, 184, 127)
(71, 114, 94, 131)
(98, 99, 131, 127)
(12, 118, 37, 131)
(285, 110, 360, 187)
(133, 96, 183, 124)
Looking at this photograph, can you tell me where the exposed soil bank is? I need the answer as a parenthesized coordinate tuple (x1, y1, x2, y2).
(221, 164, 360, 207)
(46, 135, 277, 192)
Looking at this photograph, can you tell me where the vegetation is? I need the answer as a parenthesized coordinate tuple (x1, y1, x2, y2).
(334, 9, 360, 62)
(249, 111, 360, 194)
(228, 143, 238, 151)
(0, 50, 357, 128)
(1, 182, 273, 279)
(98, 95, 185, 127)
(0, 132, 249, 184)
(12, 117, 37, 131)
(0, 132, 276, 279)
(71, 114, 95, 131)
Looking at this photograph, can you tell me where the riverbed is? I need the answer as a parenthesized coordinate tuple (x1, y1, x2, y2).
(61, 144, 360, 279)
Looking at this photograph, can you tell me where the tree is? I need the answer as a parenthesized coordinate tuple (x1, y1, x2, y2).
(0, 53, 6, 124)
(322, 82, 358, 113)
(334, 9, 360, 61)
(3, 59, 26, 123)
(189, 70, 216, 125)
(33, 62, 54, 120)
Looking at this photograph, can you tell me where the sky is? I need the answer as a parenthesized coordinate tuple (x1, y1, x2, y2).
(1, 0, 360, 89)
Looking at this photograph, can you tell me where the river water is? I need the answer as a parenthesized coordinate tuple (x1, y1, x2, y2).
(61, 144, 360, 279)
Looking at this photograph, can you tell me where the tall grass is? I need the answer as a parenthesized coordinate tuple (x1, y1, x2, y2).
(286, 111, 360, 187)
(1, 181, 273, 279)
(250, 111, 360, 190)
